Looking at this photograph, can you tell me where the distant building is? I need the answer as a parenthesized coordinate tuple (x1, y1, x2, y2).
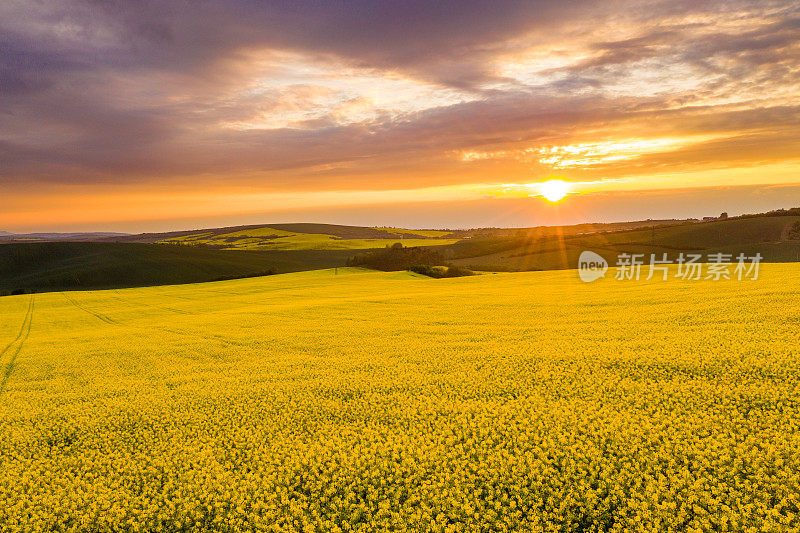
(702, 216, 716, 222)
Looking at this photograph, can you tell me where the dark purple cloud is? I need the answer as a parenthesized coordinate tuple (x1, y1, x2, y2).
(1, 0, 799, 191)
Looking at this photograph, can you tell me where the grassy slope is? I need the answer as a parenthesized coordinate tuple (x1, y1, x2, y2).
(448, 215, 800, 270)
(5, 216, 799, 293)
(156, 224, 459, 250)
(0, 242, 353, 292)
(1, 266, 799, 529)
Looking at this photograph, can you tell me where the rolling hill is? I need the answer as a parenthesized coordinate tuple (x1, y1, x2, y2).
(445, 214, 800, 271)
(108, 223, 459, 250)
(0, 242, 354, 294)
(3, 210, 799, 293)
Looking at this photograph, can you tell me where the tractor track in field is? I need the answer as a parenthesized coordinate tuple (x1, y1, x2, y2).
(61, 291, 238, 348)
(110, 291, 196, 315)
(159, 326, 242, 347)
(151, 292, 196, 301)
(61, 292, 119, 325)
(108, 292, 241, 346)
(0, 295, 35, 395)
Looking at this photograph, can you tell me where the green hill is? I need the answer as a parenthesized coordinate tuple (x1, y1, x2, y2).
(446, 215, 800, 271)
(0, 242, 353, 294)
(4, 212, 800, 292)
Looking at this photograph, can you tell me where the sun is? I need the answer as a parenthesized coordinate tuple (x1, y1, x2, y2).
(538, 179, 570, 202)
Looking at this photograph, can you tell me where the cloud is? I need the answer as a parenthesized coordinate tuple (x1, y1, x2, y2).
(0, 0, 798, 199)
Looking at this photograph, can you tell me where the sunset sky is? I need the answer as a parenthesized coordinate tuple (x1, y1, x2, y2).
(2, 0, 799, 232)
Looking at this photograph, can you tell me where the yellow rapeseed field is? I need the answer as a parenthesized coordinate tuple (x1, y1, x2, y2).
(0, 266, 799, 532)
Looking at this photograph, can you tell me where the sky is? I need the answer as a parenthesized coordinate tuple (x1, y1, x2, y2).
(1, 0, 799, 232)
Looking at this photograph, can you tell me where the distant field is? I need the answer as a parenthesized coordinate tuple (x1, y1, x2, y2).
(157, 224, 459, 250)
(373, 227, 453, 238)
(4, 216, 799, 293)
(1, 266, 799, 530)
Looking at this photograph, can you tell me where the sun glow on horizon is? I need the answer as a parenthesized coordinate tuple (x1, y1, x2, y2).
(538, 179, 571, 202)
